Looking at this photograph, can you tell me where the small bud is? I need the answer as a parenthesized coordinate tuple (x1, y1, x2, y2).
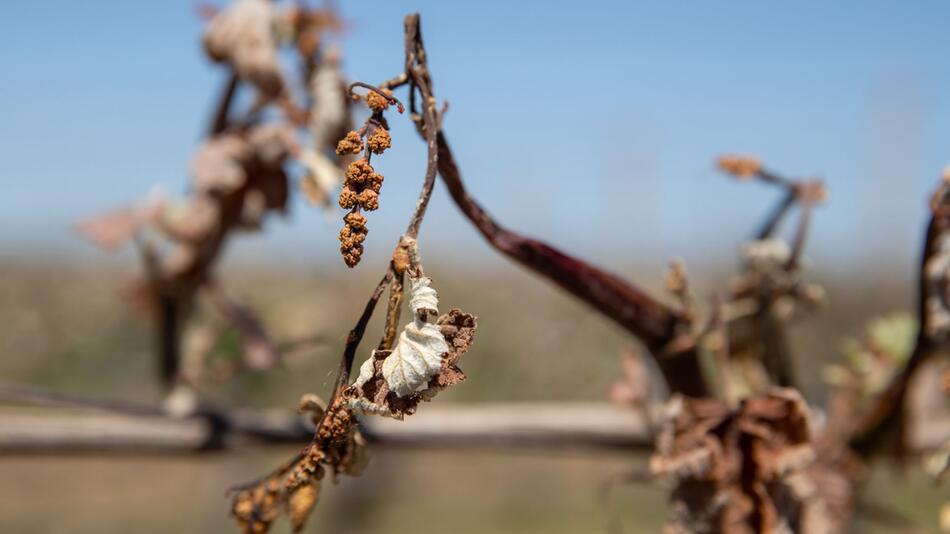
(358, 189, 379, 211)
(335, 131, 363, 156)
(338, 187, 359, 209)
(344, 159, 373, 187)
(367, 127, 392, 154)
(367, 173, 384, 193)
(343, 244, 364, 267)
(366, 89, 393, 113)
(344, 211, 367, 231)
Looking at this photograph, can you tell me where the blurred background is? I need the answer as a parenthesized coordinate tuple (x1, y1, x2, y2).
(2, 1, 950, 532)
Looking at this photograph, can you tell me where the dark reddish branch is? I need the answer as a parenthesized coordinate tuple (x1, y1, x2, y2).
(850, 182, 950, 456)
(435, 133, 710, 397)
(396, 12, 710, 396)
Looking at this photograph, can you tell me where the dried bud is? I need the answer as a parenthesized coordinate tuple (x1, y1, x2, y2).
(367, 127, 392, 154)
(342, 245, 363, 267)
(338, 225, 351, 242)
(339, 223, 366, 246)
(718, 154, 761, 179)
(336, 131, 363, 156)
(344, 211, 367, 231)
(203, 0, 284, 98)
(344, 159, 373, 187)
(392, 246, 411, 275)
(358, 189, 379, 211)
(338, 187, 359, 209)
(339, 212, 369, 267)
(366, 89, 392, 113)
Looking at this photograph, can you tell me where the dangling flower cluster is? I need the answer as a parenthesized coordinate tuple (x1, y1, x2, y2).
(334, 88, 395, 267)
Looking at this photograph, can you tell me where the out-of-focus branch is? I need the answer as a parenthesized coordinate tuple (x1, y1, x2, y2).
(851, 177, 950, 457)
(719, 156, 827, 391)
(210, 72, 240, 136)
(0, 399, 654, 454)
(0, 401, 946, 456)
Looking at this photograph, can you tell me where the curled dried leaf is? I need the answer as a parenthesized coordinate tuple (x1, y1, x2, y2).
(248, 123, 298, 166)
(74, 194, 165, 251)
(203, 0, 284, 98)
(651, 389, 831, 534)
(287, 482, 319, 533)
(191, 135, 251, 195)
(409, 276, 439, 316)
(160, 196, 221, 242)
(231, 477, 282, 534)
(298, 393, 326, 425)
(382, 320, 449, 397)
(348, 308, 477, 418)
(309, 50, 350, 153)
(299, 149, 342, 208)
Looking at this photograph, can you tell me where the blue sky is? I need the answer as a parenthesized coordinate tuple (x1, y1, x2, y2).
(2, 1, 950, 279)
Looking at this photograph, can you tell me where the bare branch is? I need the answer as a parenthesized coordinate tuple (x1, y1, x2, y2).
(0, 402, 945, 456)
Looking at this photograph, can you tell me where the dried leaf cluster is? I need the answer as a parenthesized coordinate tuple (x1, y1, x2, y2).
(77, 0, 352, 391)
(347, 277, 477, 418)
(231, 248, 477, 531)
(651, 390, 842, 533)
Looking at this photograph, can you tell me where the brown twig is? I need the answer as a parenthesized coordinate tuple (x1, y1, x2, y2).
(347, 82, 405, 114)
(377, 273, 405, 351)
(325, 270, 393, 400)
